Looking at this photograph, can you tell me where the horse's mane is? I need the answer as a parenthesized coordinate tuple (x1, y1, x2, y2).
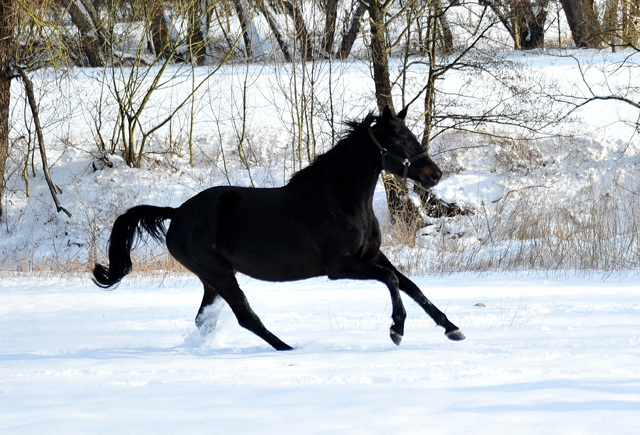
(288, 113, 377, 185)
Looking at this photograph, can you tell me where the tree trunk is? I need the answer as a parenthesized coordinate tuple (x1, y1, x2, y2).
(366, 1, 425, 228)
(0, 0, 14, 220)
(56, 0, 105, 67)
(188, 0, 209, 65)
(336, 2, 364, 60)
(437, 2, 454, 54)
(603, 0, 620, 48)
(421, 6, 438, 152)
(620, 0, 640, 46)
(489, 1, 548, 49)
(258, 0, 292, 61)
(559, 0, 603, 47)
(368, 1, 394, 111)
(322, 0, 340, 55)
(513, 0, 548, 49)
(282, 0, 312, 60)
(234, 0, 253, 56)
(147, 1, 171, 59)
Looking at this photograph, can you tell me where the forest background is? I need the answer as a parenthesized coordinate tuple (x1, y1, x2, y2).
(0, 0, 639, 276)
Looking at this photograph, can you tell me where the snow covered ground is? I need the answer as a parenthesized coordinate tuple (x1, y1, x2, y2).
(1, 273, 639, 434)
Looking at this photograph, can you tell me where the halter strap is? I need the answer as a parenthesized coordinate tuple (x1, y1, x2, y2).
(368, 127, 430, 180)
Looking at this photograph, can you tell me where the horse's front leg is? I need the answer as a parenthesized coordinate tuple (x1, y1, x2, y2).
(375, 254, 466, 341)
(326, 257, 406, 346)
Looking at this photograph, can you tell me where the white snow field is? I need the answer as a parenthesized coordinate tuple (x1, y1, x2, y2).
(1, 273, 639, 434)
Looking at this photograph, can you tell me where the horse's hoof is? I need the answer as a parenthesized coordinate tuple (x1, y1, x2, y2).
(390, 330, 403, 346)
(275, 343, 294, 351)
(198, 323, 217, 337)
(196, 317, 217, 336)
(445, 329, 466, 341)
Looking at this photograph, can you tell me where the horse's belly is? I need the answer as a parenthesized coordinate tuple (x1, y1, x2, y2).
(230, 248, 325, 282)
(237, 261, 324, 282)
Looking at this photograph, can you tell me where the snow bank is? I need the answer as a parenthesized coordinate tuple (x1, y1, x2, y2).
(1, 274, 639, 434)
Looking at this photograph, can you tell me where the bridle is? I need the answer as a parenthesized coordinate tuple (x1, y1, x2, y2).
(368, 127, 430, 180)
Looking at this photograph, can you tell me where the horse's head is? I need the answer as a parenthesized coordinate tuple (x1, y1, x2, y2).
(370, 105, 442, 189)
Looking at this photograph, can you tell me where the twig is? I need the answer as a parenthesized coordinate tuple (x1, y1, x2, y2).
(481, 201, 493, 244)
(14, 64, 72, 217)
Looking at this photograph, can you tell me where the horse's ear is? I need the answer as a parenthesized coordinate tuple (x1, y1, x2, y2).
(381, 105, 392, 123)
(397, 105, 408, 120)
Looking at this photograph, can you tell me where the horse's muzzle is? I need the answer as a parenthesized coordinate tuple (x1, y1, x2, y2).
(420, 165, 442, 188)
(429, 168, 442, 183)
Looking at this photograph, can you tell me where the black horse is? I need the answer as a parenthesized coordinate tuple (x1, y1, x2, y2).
(93, 106, 465, 350)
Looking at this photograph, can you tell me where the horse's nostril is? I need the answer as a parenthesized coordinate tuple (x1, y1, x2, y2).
(431, 170, 441, 181)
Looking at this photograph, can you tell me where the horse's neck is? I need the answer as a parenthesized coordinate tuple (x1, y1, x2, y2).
(329, 140, 381, 209)
(287, 134, 382, 209)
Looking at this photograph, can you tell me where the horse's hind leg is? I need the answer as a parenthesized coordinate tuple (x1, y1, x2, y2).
(217, 277, 293, 351)
(195, 282, 224, 335)
(375, 254, 465, 341)
(191, 257, 293, 351)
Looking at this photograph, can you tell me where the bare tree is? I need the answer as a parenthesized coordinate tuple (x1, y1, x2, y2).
(322, 0, 340, 55)
(187, 0, 212, 65)
(366, 0, 458, 225)
(545, 50, 640, 133)
(146, 0, 172, 59)
(336, 1, 365, 59)
(234, 0, 254, 56)
(619, 0, 640, 46)
(15, 65, 71, 216)
(367, 0, 394, 111)
(281, 0, 313, 60)
(485, 0, 549, 49)
(559, 0, 603, 47)
(258, 0, 292, 61)
(0, 0, 14, 219)
(0, 0, 71, 219)
(55, 0, 107, 67)
(604, 0, 640, 49)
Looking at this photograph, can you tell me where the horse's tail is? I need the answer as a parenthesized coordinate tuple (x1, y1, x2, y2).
(92, 205, 176, 289)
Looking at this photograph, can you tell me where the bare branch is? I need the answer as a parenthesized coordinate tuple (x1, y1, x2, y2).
(15, 64, 71, 217)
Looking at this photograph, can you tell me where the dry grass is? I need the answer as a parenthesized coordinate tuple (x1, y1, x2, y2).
(379, 130, 640, 276)
(1, 247, 190, 281)
(5, 177, 638, 279)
